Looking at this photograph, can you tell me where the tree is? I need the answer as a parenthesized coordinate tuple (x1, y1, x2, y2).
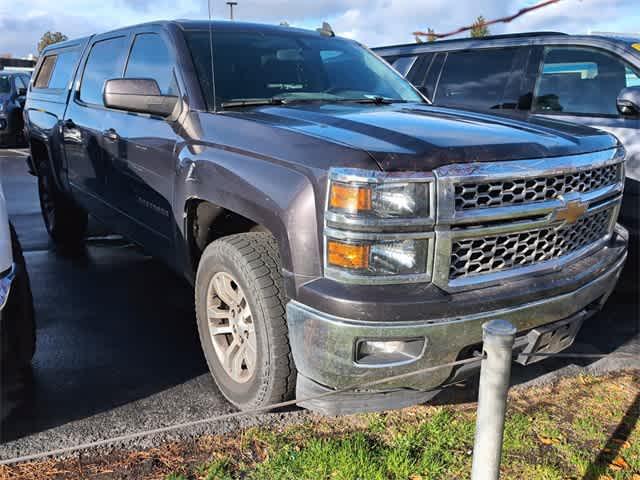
(470, 16, 489, 38)
(37, 31, 68, 53)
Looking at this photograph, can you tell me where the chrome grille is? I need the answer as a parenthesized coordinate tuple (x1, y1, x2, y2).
(454, 163, 621, 211)
(449, 209, 613, 280)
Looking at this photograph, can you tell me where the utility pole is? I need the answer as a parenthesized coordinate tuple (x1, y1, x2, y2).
(226, 1, 238, 20)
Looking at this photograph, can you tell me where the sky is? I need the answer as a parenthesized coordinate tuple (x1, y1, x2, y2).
(0, 0, 638, 58)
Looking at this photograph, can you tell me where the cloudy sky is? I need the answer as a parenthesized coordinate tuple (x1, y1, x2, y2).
(0, 0, 637, 57)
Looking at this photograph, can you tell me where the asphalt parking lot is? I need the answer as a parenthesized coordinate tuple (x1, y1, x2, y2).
(0, 148, 638, 460)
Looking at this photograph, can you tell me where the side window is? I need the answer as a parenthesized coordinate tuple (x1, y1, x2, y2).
(392, 56, 418, 77)
(406, 53, 434, 88)
(20, 74, 31, 88)
(34, 55, 57, 89)
(533, 46, 640, 116)
(15, 75, 26, 90)
(80, 36, 129, 105)
(47, 50, 81, 89)
(125, 33, 178, 95)
(434, 48, 520, 110)
(626, 67, 640, 87)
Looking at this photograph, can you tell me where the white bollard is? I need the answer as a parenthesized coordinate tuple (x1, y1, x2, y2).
(471, 319, 516, 480)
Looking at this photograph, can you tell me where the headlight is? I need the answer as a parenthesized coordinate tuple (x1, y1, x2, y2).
(326, 168, 435, 231)
(326, 237, 429, 276)
(324, 168, 435, 284)
(329, 181, 429, 218)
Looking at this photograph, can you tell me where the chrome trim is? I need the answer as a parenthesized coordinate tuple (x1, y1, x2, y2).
(451, 183, 623, 227)
(433, 148, 626, 292)
(330, 168, 436, 185)
(0, 264, 16, 310)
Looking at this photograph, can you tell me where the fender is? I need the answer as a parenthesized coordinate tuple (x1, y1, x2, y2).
(174, 144, 325, 298)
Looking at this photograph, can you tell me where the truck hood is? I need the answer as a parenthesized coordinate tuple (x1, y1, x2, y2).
(229, 103, 619, 171)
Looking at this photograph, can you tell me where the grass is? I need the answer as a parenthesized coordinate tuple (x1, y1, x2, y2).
(2, 372, 638, 480)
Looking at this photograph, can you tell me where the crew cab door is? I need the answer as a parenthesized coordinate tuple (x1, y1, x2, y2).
(63, 33, 130, 220)
(100, 30, 179, 256)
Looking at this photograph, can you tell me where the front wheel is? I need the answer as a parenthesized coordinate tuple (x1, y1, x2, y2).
(195, 232, 296, 411)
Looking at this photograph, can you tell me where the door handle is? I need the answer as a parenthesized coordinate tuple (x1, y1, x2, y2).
(102, 128, 120, 142)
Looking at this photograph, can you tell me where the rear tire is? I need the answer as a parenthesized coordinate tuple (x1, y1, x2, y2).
(195, 232, 296, 411)
(36, 155, 87, 250)
(1, 224, 35, 373)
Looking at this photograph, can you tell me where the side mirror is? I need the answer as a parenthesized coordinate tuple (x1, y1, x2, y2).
(17, 87, 27, 97)
(617, 86, 640, 117)
(103, 78, 178, 117)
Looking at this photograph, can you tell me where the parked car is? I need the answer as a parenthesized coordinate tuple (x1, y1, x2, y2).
(0, 71, 31, 146)
(24, 21, 628, 415)
(374, 32, 640, 236)
(0, 181, 35, 404)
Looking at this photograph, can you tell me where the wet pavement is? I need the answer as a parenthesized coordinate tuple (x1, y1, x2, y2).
(0, 148, 638, 460)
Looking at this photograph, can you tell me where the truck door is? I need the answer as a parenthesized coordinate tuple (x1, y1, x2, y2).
(99, 30, 179, 257)
(530, 45, 640, 232)
(63, 33, 130, 221)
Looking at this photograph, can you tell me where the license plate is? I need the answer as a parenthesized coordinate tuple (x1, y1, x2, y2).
(516, 312, 587, 366)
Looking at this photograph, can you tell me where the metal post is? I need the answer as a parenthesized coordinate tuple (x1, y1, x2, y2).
(471, 320, 516, 480)
(226, 1, 238, 20)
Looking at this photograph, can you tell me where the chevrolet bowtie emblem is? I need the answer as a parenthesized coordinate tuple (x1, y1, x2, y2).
(555, 198, 588, 225)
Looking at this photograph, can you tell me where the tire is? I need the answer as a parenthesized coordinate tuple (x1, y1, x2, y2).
(36, 155, 87, 249)
(195, 232, 296, 411)
(1, 224, 35, 374)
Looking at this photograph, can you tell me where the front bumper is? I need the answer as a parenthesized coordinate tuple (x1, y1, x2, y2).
(287, 226, 627, 413)
(0, 264, 16, 310)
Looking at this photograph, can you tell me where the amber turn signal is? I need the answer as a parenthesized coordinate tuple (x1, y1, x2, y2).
(329, 183, 372, 212)
(327, 240, 370, 270)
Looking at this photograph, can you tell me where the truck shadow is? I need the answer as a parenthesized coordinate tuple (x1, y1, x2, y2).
(582, 392, 639, 480)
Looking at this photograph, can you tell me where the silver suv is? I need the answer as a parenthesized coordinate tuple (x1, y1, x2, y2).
(375, 32, 640, 236)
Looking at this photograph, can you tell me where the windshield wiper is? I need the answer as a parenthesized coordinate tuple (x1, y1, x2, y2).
(221, 98, 287, 109)
(337, 96, 406, 105)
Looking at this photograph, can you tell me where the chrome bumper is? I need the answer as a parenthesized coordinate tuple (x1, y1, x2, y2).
(0, 264, 16, 310)
(287, 247, 626, 395)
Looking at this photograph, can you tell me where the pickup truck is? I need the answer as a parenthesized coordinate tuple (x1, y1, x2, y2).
(24, 20, 628, 415)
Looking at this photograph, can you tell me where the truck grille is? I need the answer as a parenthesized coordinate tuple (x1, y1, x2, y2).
(449, 209, 613, 280)
(454, 163, 621, 211)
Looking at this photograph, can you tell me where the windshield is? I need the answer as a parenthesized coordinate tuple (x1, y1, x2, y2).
(0, 76, 11, 94)
(185, 29, 424, 109)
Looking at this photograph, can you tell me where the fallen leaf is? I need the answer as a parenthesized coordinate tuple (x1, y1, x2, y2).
(597, 475, 613, 480)
(409, 476, 423, 480)
(537, 434, 557, 445)
(609, 456, 629, 470)
(631, 474, 640, 480)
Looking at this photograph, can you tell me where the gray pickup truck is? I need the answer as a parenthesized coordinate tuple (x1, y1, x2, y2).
(24, 20, 628, 415)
